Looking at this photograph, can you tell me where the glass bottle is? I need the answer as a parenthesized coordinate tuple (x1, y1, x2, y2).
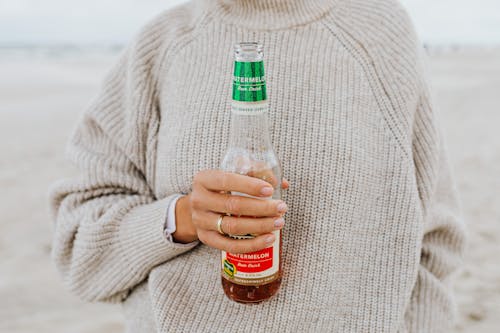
(220, 42, 283, 303)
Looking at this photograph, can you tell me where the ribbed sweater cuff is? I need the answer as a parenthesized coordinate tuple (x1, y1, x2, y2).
(118, 195, 199, 275)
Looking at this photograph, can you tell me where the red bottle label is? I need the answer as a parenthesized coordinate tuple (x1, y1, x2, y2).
(226, 247, 273, 273)
(221, 230, 280, 286)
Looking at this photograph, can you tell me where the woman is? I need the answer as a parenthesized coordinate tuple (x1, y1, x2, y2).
(50, 0, 466, 332)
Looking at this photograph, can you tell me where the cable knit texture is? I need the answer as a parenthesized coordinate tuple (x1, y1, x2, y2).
(50, 0, 466, 332)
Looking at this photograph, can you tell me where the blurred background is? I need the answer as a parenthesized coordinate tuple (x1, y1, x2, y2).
(0, 0, 499, 332)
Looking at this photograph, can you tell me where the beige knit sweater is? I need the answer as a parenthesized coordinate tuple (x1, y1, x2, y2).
(50, 0, 466, 332)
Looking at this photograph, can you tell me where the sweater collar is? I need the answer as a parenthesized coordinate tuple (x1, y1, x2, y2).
(202, 0, 337, 30)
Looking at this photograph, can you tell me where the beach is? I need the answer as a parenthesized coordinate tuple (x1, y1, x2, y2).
(0, 47, 498, 332)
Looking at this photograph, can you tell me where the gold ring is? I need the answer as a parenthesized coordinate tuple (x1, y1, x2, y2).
(216, 214, 227, 236)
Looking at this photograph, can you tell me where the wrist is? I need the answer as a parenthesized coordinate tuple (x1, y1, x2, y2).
(172, 194, 198, 243)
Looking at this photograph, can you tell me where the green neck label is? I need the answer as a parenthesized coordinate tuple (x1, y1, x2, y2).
(232, 61, 267, 102)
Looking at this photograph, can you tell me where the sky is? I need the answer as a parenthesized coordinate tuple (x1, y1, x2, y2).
(0, 0, 499, 45)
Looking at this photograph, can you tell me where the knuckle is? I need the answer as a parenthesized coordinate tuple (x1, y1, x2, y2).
(224, 217, 236, 235)
(197, 230, 208, 244)
(190, 192, 202, 209)
(190, 211, 202, 226)
(219, 172, 231, 190)
(225, 196, 241, 215)
(193, 171, 203, 186)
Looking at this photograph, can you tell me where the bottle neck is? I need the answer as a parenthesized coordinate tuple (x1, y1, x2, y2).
(232, 60, 267, 103)
(228, 108, 272, 150)
(229, 43, 272, 149)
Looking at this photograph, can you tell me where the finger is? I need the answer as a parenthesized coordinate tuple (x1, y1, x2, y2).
(197, 229, 276, 254)
(281, 178, 289, 190)
(194, 210, 284, 235)
(223, 214, 285, 236)
(247, 162, 278, 187)
(193, 188, 287, 217)
(194, 170, 274, 197)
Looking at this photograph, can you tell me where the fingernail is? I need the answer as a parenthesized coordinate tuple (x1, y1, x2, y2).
(265, 234, 275, 244)
(277, 202, 287, 213)
(261, 186, 273, 196)
(274, 218, 285, 228)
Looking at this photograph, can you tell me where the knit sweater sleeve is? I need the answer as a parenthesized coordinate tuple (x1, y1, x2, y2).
(49, 26, 198, 303)
(403, 90, 466, 332)
(327, 2, 467, 329)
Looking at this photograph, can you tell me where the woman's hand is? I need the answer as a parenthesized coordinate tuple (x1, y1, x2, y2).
(173, 170, 289, 254)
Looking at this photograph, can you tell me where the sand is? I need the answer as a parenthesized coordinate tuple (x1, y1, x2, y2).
(0, 47, 498, 332)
